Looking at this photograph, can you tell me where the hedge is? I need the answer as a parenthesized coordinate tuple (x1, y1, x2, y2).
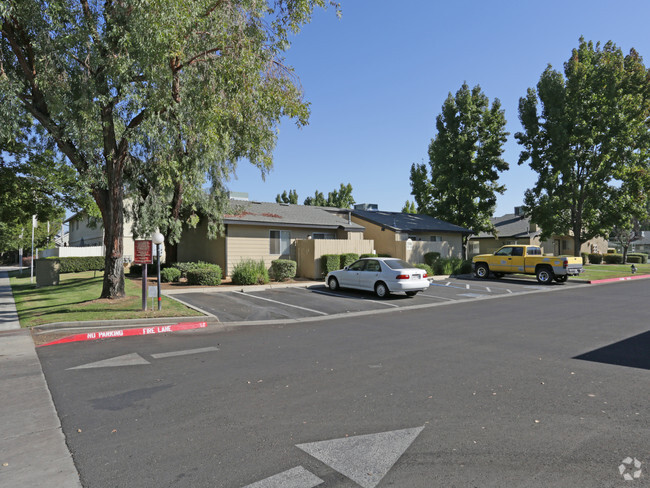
(603, 253, 623, 264)
(627, 255, 643, 264)
(360, 253, 391, 258)
(628, 253, 648, 264)
(161, 267, 181, 283)
(47, 256, 104, 273)
(413, 263, 433, 277)
(340, 253, 359, 269)
(231, 259, 269, 285)
(271, 259, 297, 281)
(187, 267, 222, 286)
(170, 261, 219, 278)
(423, 252, 441, 267)
(320, 254, 341, 276)
(588, 253, 603, 264)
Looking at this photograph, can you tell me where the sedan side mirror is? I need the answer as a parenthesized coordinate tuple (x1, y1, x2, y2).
(344, 266, 349, 271)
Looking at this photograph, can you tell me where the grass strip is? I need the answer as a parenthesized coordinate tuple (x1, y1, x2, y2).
(572, 263, 650, 282)
(9, 270, 203, 328)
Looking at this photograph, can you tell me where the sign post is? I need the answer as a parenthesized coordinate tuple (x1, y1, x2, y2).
(134, 240, 153, 311)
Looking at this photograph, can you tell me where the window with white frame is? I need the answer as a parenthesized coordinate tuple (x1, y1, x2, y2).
(430, 235, 442, 242)
(312, 232, 335, 240)
(270, 230, 291, 255)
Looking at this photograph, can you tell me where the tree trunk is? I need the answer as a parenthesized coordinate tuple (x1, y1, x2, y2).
(165, 241, 178, 264)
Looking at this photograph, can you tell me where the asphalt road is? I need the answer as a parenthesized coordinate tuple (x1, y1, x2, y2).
(37, 280, 650, 488)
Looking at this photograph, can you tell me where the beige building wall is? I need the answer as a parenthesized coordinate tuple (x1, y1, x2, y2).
(177, 220, 226, 270)
(295, 239, 375, 279)
(351, 216, 464, 261)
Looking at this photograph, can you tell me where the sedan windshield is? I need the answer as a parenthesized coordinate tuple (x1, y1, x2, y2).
(383, 259, 413, 270)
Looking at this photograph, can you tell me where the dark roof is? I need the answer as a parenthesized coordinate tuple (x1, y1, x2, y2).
(224, 201, 365, 232)
(352, 210, 472, 234)
(474, 213, 541, 239)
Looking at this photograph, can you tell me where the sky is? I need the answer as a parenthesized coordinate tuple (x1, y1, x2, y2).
(229, 0, 650, 216)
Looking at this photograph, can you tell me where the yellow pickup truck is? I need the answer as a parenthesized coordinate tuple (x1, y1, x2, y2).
(472, 245, 583, 284)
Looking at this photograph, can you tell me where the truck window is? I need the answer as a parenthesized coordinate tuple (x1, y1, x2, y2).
(495, 247, 512, 256)
(527, 247, 541, 255)
(512, 247, 523, 257)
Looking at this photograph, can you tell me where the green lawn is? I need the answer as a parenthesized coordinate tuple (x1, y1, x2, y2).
(9, 270, 203, 328)
(571, 263, 650, 282)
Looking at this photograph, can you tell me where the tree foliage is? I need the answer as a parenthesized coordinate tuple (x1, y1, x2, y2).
(276, 189, 299, 204)
(401, 200, 417, 214)
(1, 0, 338, 297)
(410, 83, 509, 255)
(516, 38, 650, 256)
(303, 183, 355, 208)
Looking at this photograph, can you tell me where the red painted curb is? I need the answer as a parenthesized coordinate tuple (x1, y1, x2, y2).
(589, 274, 650, 284)
(37, 321, 208, 347)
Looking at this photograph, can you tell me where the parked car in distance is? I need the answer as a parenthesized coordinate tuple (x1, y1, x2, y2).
(326, 258, 430, 298)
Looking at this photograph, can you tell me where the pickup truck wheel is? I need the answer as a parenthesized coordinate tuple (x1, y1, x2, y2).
(475, 263, 490, 279)
(555, 275, 568, 283)
(536, 266, 554, 284)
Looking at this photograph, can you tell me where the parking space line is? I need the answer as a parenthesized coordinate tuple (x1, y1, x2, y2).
(308, 288, 400, 308)
(419, 294, 455, 301)
(232, 291, 328, 316)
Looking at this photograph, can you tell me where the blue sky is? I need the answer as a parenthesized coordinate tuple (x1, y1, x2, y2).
(230, 0, 650, 216)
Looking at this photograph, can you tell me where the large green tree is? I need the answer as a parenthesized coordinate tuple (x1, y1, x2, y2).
(276, 190, 299, 204)
(516, 38, 650, 256)
(1, 0, 338, 297)
(410, 83, 509, 256)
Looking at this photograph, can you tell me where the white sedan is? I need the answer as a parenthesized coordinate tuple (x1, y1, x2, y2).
(325, 258, 430, 298)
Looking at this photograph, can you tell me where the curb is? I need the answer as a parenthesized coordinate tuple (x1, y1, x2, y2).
(588, 273, 650, 284)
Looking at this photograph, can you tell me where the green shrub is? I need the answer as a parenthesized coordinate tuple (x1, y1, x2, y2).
(231, 259, 269, 285)
(340, 253, 359, 269)
(271, 259, 297, 281)
(627, 255, 643, 264)
(603, 253, 623, 264)
(360, 253, 378, 259)
(588, 253, 603, 264)
(628, 253, 648, 264)
(187, 267, 222, 286)
(170, 261, 218, 278)
(161, 267, 181, 283)
(433, 257, 472, 275)
(413, 263, 433, 277)
(48, 256, 105, 273)
(423, 252, 441, 267)
(320, 254, 341, 276)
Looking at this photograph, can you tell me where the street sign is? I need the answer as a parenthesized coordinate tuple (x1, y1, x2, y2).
(134, 240, 153, 264)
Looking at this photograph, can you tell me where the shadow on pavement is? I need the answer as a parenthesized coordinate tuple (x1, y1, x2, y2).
(574, 331, 650, 371)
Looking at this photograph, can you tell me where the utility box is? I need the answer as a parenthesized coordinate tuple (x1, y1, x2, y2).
(36, 259, 60, 287)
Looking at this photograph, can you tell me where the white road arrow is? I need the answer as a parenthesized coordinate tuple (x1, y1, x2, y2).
(67, 353, 150, 369)
(296, 426, 424, 488)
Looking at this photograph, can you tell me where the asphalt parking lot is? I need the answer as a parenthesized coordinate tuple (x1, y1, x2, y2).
(169, 275, 585, 323)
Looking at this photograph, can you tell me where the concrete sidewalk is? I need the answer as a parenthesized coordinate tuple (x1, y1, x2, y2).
(0, 270, 81, 487)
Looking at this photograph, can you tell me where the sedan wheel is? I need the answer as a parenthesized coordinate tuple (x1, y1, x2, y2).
(328, 276, 339, 291)
(375, 282, 389, 298)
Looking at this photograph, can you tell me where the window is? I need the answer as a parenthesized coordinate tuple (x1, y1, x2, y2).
(312, 233, 335, 240)
(364, 260, 381, 272)
(495, 247, 513, 256)
(430, 236, 441, 242)
(270, 230, 290, 255)
(512, 247, 524, 257)
(348, 260, 366, 271)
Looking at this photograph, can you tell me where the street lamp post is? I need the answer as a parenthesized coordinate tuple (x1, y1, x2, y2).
(151, 231, 164, 311)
